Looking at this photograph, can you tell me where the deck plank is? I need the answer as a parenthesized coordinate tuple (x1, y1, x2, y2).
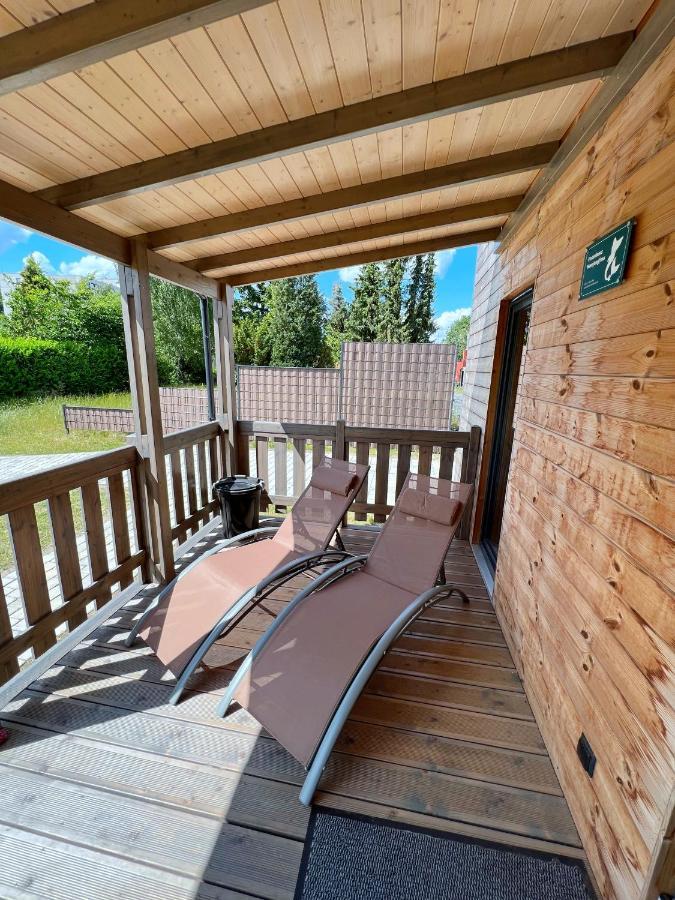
(0, 525, 583, 897)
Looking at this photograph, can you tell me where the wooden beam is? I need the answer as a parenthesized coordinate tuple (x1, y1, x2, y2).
(224, 227, 501, 285)
(37, 34, 631, 210)
(0, 0, 271, 98)
(147, 251, 219, 299)
(0, 176, 219, 296)
(0, 176, 130, 264)
(119, 241, 175, 583)
(189, 196, 522, 273)
(147, 144, 557, 249)
(500, 1, 675, 243)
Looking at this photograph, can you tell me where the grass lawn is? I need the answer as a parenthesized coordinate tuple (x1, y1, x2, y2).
(0, 393, 131, 575)
(0, 393, 131, 456)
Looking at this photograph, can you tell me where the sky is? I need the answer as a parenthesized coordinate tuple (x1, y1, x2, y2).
(0, 218, 477, 341)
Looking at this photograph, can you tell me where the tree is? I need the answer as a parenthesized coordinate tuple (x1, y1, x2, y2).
(150, 277, 206, 385)
(377, 257, 407, 342)
(233, 283, 269, 322)
(403, 255, 424, 341)
(413, 253, 436, 343)
(347, 263, 382, 342)
(324, 283, 349, 365)
(6, 256, 125, 351)
(268, 275, 325, 366)
(444, 313, 471, 356)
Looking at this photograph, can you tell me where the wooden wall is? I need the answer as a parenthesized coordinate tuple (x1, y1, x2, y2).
(461, 39, 675, 900)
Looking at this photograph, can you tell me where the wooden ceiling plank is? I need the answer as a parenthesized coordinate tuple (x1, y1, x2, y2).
(189, 195, 522, 271)
(0, 0, 273, 96)
(224, 226, 501, 285)
(37, 33, 631, 209)
(145, 141, 556, 248)
(0, 175, 220, 296)
(501, 0, 675, 243)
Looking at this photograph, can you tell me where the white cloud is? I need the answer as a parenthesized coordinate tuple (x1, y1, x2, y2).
(24, 250, 55, 273)
(0, 220, 33, 254)
(338, 265, 361, 283)
(434, 247, 457, 277)
(58, 253, 119, 284)
(432, 306, 472, 343)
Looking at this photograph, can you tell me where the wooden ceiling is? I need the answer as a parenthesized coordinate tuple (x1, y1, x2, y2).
(0, 0, 659, 288)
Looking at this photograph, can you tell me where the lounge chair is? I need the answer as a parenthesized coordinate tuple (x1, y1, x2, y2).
(217, 473, 473, 804)
(125, 457, 369, 705)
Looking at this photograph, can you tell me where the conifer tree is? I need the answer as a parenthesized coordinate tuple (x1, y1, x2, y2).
(403, 255, 424, 341)
(324, 283, 349, 365)
(377, 257, 407, 342)
(269, 275, 325, 366)
(346, 263, 382, 342)
(414, 253, 436, 342)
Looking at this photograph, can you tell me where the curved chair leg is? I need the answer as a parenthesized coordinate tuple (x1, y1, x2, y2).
(216, 555, 368, 718)
(168, 549, 358, 706)
(299, 585, 470, 805)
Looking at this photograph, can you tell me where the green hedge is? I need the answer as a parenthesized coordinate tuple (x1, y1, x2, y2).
(0, 337, 129, 400)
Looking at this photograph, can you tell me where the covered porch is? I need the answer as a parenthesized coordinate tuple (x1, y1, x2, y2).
(0, 1, 673, 897)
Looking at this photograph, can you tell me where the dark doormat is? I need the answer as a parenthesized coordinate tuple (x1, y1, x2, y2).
(294, 809, 595, 900)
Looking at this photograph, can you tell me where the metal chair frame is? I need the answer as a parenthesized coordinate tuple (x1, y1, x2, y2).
(217, 558, 469, 805)
(125, 524, 351, 705)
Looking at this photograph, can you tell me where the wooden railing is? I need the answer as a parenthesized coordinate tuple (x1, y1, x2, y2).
(163, 420, 225, 545)
(236, 419, 480, 536)
(0, 447, 145, 682)
(0, 416, 478, 686)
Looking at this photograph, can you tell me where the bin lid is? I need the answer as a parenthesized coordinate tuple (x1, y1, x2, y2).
(213, 475, 263, 494)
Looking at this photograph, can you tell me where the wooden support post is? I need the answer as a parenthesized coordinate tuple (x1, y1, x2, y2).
(213, 282, 237, 475)
(119, 240, 175, 584)
(459, 425, 482, 541)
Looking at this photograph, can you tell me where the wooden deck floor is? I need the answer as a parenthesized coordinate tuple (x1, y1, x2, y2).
(0, 524, 583, 899)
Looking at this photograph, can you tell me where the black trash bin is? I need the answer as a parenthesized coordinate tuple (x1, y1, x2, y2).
(213, 475, 264, 539)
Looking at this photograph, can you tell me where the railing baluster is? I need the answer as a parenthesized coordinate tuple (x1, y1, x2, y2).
(256, 436, 270, 509)
(48, 491, 86, 628)
(197, 441, 209, 511)
(354, 441, 370, 521)
(236, 432, 250, 476)
(184, 445, 198, 533)
(8, 505, 56, 656)
(107, 472, 133, 589)
(170, 449, 185, 533)
(274, 437, 287, 501)
(418, 444, 432, 477)
(0, 574, 19, 681)
(312, 439, 325, 468)
(209, 435, 220, 484)
(374, 443, 390, 523)
(292, 438, 306, 498)
(395, 443, 411, 497)
(438, 445, 453, 480)
(81, 481, 111, 610)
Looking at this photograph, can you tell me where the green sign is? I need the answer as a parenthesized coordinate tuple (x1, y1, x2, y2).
(579, 218, 634, 300)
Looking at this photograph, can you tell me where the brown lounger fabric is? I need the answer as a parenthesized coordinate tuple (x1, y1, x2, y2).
(139, 456, 368, 675)
(232, 474, 472, 766)
(309, 465, 358, 496)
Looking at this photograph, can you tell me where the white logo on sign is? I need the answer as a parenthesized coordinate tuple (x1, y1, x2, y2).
(604, 235, 624, 281)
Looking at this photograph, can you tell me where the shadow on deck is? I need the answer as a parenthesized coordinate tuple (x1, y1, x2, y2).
(0, 523, 582, 899)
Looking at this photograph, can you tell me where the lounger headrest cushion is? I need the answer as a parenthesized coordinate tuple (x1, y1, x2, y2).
(309, 464, 358, 496)
(397, 488, 462, 526)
